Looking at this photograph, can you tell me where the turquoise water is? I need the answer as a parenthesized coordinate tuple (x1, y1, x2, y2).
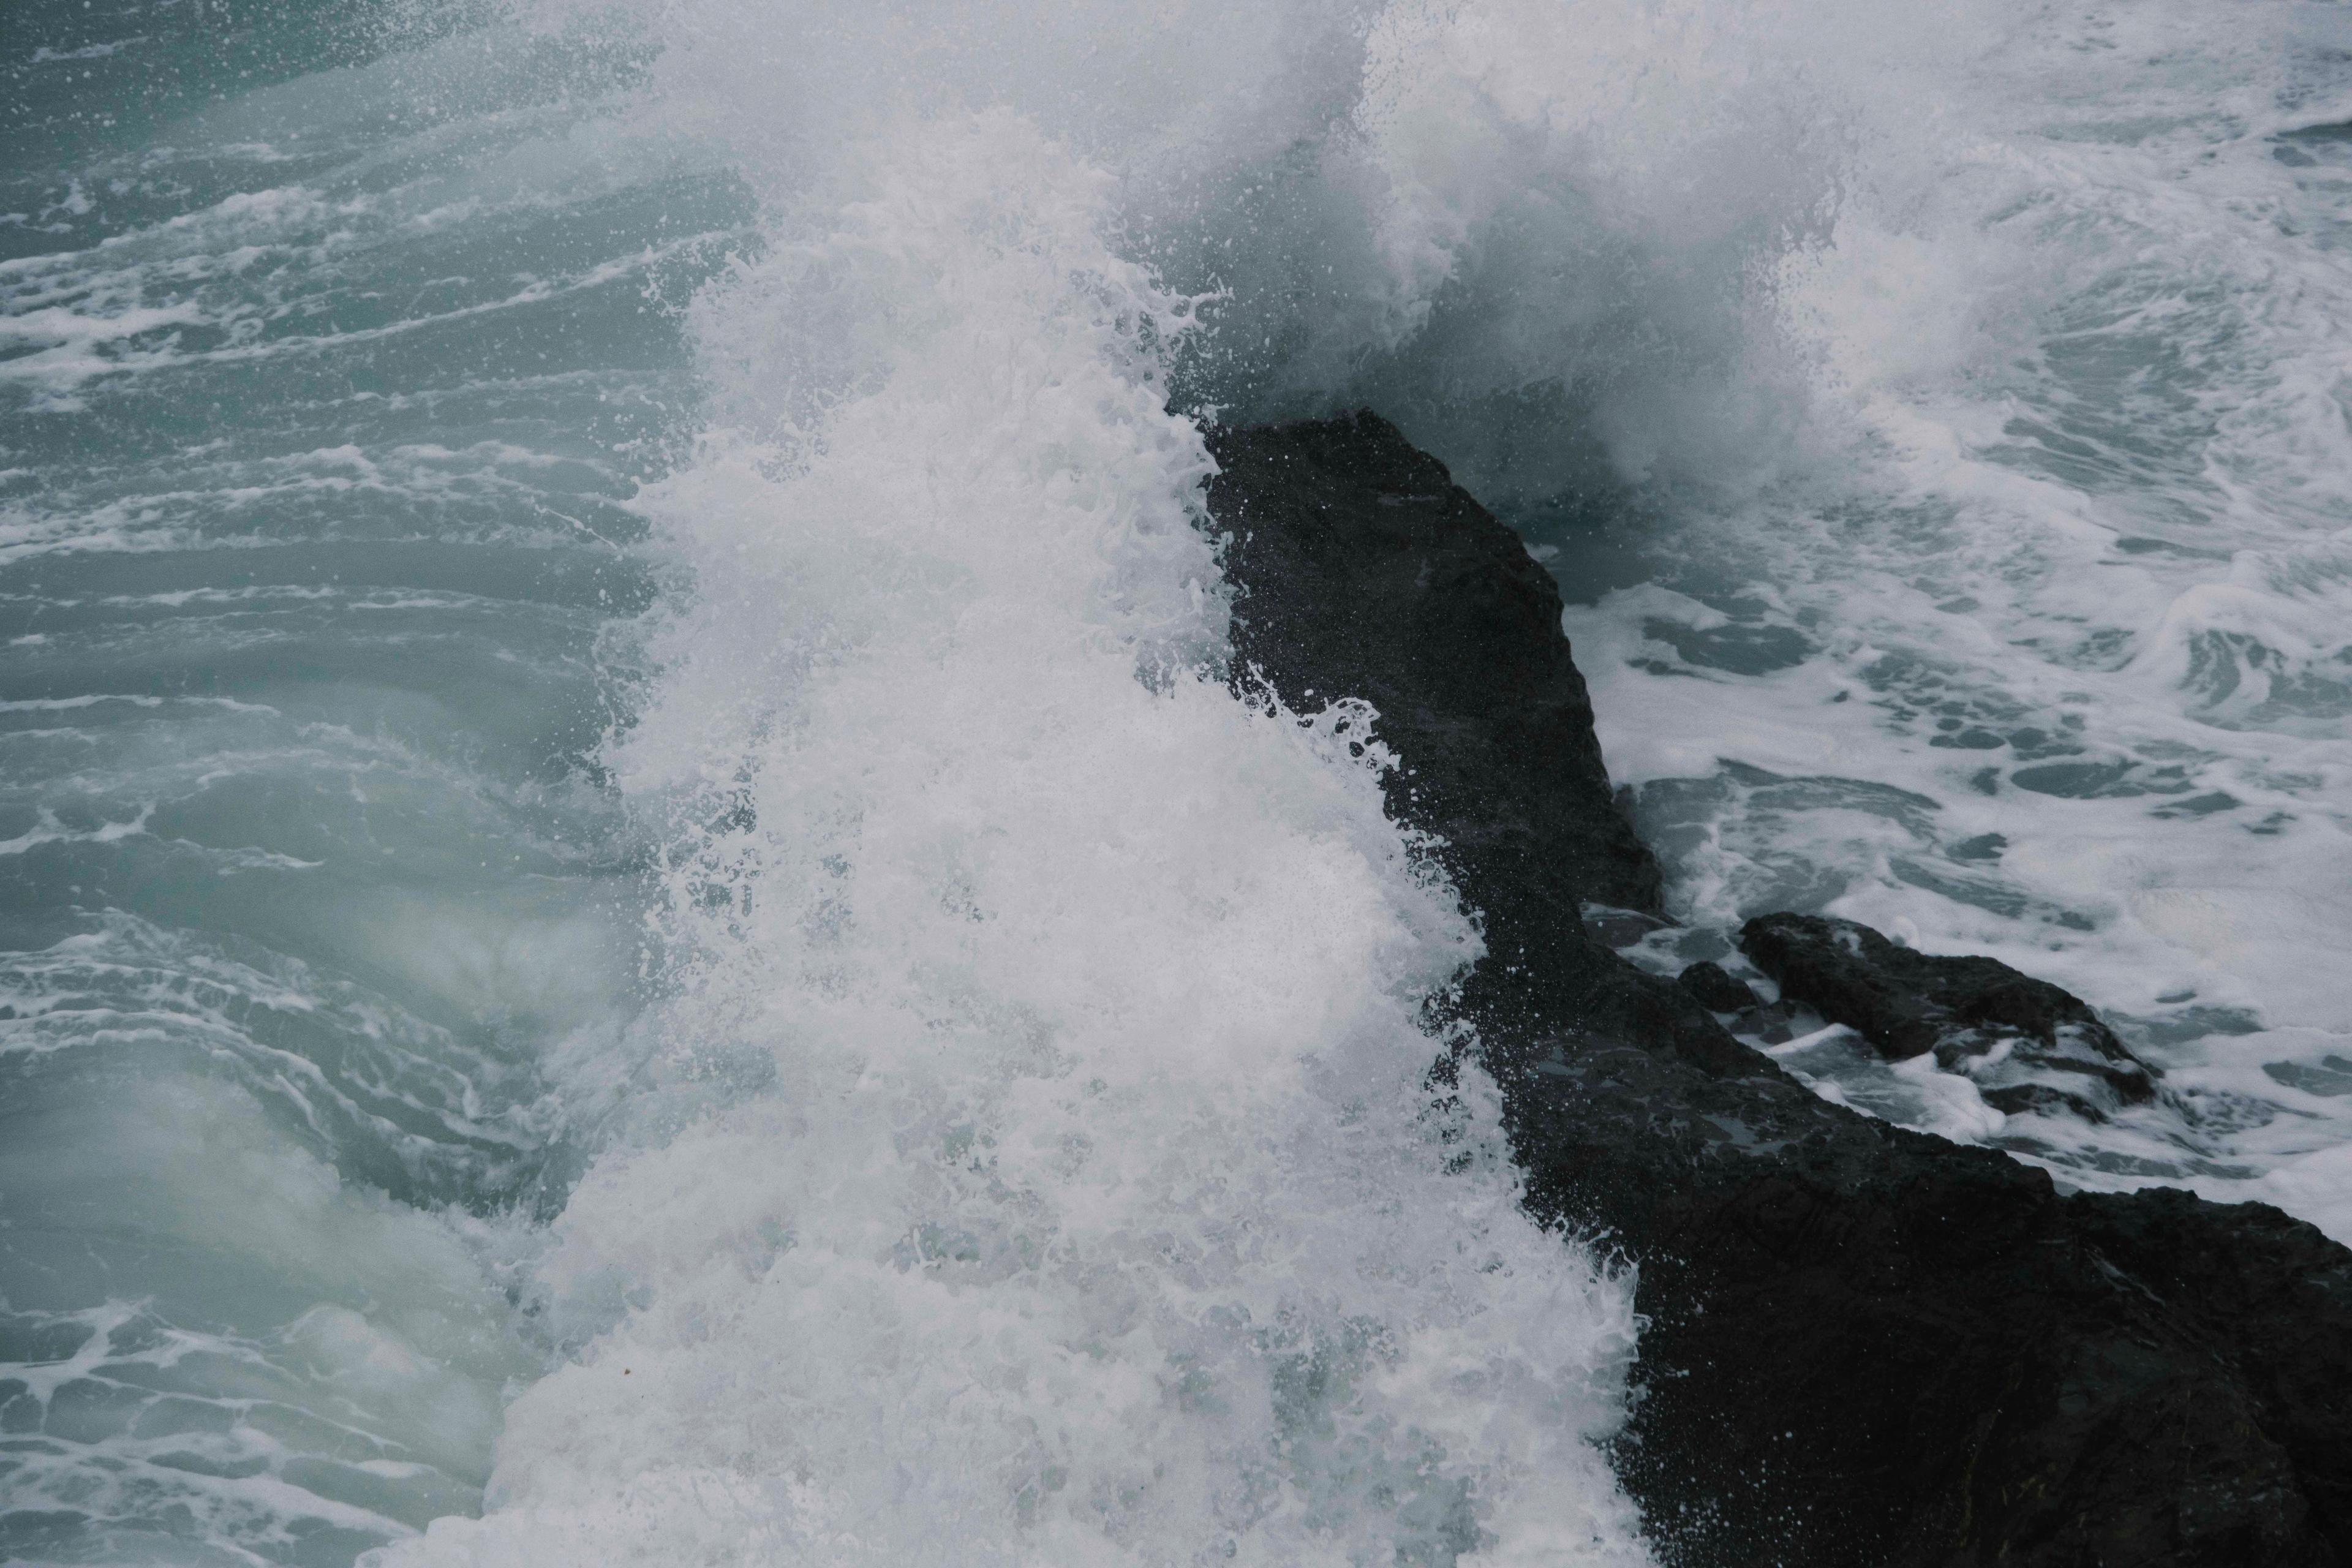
(5, 0, 2351, 1561)
(3, 5, 747, 1555)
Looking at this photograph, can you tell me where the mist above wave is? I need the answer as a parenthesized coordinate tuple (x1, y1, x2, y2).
(11, 0, 2346, 1556)
(373, 95, 1649, 1566)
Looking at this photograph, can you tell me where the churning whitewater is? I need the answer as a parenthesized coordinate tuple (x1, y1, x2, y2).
(4, 0, 2351, 1559)
(375, 113, 1650, 1565)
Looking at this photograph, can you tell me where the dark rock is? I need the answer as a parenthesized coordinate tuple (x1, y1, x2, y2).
(1741, 911, 2160, 1120)
(1676, 960, 1760, 1015)
(1513, 1045, 2351, 1568)
(1587, 905, 1676, 950)
(1206, 410, 2352, 1568)
(1208, 409, 1664, 922)
(1207, 412, 1752, 1082)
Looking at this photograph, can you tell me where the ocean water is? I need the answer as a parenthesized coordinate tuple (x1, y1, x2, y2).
(2, 0, 2347, 1562)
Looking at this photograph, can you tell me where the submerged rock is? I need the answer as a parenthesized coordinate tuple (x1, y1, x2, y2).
(1206, 410, 2352, 1568)
(1740, 911, 2158, 1121)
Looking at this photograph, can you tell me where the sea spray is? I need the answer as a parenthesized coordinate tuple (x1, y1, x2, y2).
(374, 113, 1652, 1566)
(12, 0, 2351, 1556)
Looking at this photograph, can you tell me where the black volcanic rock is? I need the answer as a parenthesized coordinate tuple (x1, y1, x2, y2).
(1675, 959, 1760, 1015)
(1208, 410, 1662, 920)
(1205, 411, 2352, 1568)
(1515, 1049, 2351, 1568)
(1207, 412, 1751, 1082)
(1740, 911, 2158, 1120)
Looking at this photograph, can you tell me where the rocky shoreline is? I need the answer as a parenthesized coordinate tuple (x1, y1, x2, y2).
(1207, 412, 2352, 1568)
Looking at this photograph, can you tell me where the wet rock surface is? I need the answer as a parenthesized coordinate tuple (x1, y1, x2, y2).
(1210, 410, 1665, 919)
(1207, 410, 2352, 1568)
(1740, 911, 2160, 1121)
(1209, 412, 1752, 1084)
(1673, 959, 1761, 1016)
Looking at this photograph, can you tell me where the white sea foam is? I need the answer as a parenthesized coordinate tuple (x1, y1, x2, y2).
(1501, 0, 2352, 1234)
(368, 1, 2352, 1558)
(377, 100, 1649, 1567)
(12, 0, 2352, 1559)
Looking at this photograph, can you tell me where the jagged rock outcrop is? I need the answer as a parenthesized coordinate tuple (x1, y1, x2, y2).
(1210, 413, 1751, 1083)
(1673, 959, 1761, 1016)
(1738, 911, 2158, 1120)
(1205, 410, 2352, 1568)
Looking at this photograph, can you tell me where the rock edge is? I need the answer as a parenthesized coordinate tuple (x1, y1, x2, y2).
(1207, 410, 2352, 1568)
